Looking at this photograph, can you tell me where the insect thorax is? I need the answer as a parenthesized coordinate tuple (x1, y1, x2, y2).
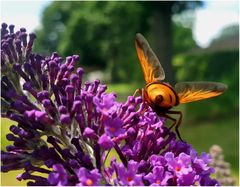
(144, 82, 179, 110)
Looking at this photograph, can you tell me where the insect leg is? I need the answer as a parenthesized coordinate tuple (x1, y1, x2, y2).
(160, 113, 177, 130)
(166, 111, 183, 141)
(161, 113, 184, 141)
(133, 88, 150, 115)
(133, 88, 143, 97)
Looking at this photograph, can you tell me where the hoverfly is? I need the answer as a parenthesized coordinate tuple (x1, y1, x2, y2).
(134, 33, 227, 140)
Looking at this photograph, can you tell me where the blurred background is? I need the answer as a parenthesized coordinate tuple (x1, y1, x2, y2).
(1, 1, 239, 185)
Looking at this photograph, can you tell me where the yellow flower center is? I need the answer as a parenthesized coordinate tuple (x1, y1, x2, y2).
(175, 166, 181, 171)
(109, 127, 116, 132)
(156, 180, 161, 184)
(127, 177, 133, 182)
(86, 179, 93, 186)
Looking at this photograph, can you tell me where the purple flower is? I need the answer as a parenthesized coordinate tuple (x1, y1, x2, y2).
(144, 166, 172, 186)
(200, 175, 220, 186)
(149, 155, 167, 167)
(177, 172, 198, 186)
(48, 164, 68, 186)
(104, 116, 125, 137)
(98, 134, 114, 150)
(1, 23, 220, 186)
(192, 152, 214, 174)
(165, 152, 192, 175)
(93, 93, 117, 114)
(77, 167, 101, 186)
(115, 160, 144, 186)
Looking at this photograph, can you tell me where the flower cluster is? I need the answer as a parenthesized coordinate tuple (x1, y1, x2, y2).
(209, 145, 236, 186)
(1, 23, 219, 186)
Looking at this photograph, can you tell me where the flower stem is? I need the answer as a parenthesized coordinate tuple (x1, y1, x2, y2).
(114, 143, 128, 167)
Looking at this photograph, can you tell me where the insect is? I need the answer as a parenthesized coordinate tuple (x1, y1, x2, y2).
(134, 33, 227, 140)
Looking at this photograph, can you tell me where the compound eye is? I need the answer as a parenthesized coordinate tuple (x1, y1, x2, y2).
(155, 95, 163, 104)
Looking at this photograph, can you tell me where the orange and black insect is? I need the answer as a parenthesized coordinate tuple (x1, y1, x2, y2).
(134, 33, 227, 140)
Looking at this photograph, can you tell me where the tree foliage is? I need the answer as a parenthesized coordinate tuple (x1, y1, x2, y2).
(173, 50, 238, 119)
(34, 2, 77, 54)
(173, 22, 198, 55)
(58, 2, 145, 76)
(34, 1, 201, 83)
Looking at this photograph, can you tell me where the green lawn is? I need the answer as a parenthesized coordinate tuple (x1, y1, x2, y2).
(1, 83, 239, 185)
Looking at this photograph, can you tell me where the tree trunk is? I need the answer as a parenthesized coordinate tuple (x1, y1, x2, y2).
(151, 10, 175, 85)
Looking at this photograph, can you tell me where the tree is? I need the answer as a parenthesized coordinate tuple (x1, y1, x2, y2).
(35, 1, 202, 83)
(34, 2, 79, 55)
(35, 2, 146, 82)
(142, 1, 203, 84)
(172, 21, 198, 55)
(58, 2, 145, 82)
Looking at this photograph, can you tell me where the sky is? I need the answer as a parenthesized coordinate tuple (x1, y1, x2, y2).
(194, 1, 239, 47)
(1, 1, 239, 48)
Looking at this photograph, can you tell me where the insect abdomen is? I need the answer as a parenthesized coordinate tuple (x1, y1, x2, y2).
(145, 82, 179, 109)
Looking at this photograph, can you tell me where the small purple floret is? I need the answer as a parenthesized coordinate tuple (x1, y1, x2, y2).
(48, 164, 68, 186)
(98, 134, 114, 150)
(77, 167, 101, 186)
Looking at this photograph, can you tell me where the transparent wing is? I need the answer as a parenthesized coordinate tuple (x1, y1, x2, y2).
(135, 33, 165, 84)
(175, 82, 227, 104)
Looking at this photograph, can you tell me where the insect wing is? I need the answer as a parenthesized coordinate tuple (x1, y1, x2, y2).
(175, 82, 227, 104)
(135, 33, 165, 84)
